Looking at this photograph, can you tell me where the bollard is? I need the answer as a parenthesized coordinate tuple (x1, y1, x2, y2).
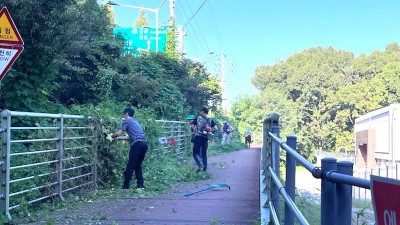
(336, 161, 353, 225)
(285, 135, 297, 225)
(321, 157, 337, 225)
(271, 126, 280, 220)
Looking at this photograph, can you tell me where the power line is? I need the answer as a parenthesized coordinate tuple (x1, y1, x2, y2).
(182, 0, 208, 29)
(183, 0, 211, 53)
(207, 0, 223, 47)
(175, 1, 202, 55)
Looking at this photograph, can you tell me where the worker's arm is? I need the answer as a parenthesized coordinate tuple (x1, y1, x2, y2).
(111, 129, 123, 139)
(116, 135, 130, 140)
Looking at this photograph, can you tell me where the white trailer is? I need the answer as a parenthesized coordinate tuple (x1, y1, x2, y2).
(354, 104, 400, 169)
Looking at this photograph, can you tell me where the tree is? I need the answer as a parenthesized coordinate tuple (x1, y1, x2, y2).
(252, 47, 354, 153)
(111, 53, 221, 119)
(165, 17, 179, 59)
(135, 10, 149, 27)
(1, 0, 120, 110)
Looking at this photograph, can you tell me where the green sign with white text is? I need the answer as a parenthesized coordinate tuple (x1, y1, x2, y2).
(114, 26, 167, 55)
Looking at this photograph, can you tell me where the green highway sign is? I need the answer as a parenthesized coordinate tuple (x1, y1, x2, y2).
(114, 26, 167, 55)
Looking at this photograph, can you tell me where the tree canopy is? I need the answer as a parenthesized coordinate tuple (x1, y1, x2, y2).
(234, 43, 400, 161)
(2, 1, 221, 120)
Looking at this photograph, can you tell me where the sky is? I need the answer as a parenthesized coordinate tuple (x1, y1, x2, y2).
(104, 0, 400, 110)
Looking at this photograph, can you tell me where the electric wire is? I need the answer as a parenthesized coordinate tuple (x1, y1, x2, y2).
(182, 0, 208, 29)
(206, 0, 223, 47)
(181, 0, 208, 54)
(175, 0, 202, 55)
(183, 0, 211, 53)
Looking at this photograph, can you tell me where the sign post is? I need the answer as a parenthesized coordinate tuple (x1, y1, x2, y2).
(0, 6, 24, 81)
(371, 175, 400, 225)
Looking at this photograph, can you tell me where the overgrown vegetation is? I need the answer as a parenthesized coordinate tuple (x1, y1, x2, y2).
(0, 1, 229, 220)
(2, 1, 396, 224)
(0, 99, 246, 223)
(3, 1, 222, 118)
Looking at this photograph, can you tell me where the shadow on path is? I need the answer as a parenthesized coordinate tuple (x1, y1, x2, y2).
(21, 148, 261, 225)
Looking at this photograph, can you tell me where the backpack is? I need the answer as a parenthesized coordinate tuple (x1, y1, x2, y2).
(226, 126, 232, 134)
(197, 115, 212, 138)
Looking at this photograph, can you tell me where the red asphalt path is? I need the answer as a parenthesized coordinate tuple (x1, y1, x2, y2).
(25, 147, 261, 225)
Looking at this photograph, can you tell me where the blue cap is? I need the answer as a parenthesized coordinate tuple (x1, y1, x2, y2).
(186, 114, 196, 120)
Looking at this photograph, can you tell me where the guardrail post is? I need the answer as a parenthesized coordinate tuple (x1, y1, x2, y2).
(90, 118, 98, 189)
(260, 120, 269, 225)
(285, 135, 297, 225)
(1, 110, 11, 219)
(262, 113, 279, 224)
(336, 161, 353, 225)
(271, 126, 280, 220)
(56, 116, 65, 201)
(321, 157, 337, 225)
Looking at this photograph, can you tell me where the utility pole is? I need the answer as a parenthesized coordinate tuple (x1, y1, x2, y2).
(170, 0, 185, 57)
(177, 25, 186, 57)
(169, 0, 175, 18)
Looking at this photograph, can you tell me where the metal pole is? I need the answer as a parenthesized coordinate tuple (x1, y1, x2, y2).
(336, 161, 353, 225)
(169, 0, 175, 18)
(321, 157, 337, 225)
(0, 110, 12, 219)
(0, 113, 6, 217)
(285, 135, 297, 225)
(56, 116, 65, 201)
(271, 126, 280, 220)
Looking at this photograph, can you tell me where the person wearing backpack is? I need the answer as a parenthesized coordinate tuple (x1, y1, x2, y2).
(221, 121, 233, 144)
(244, 127, 252, 148)
(192, 107, 217, 172)
(186, 114, 197, 142)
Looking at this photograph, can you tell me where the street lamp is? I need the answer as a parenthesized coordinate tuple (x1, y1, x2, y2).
(107, 1, 161, 52)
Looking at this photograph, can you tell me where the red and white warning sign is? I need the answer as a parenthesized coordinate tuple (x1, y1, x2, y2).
(0, 6, 24, 81)
(0, 44, 23, 80)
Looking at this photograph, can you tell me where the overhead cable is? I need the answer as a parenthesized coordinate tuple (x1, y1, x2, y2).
(183, 0, 208, 29)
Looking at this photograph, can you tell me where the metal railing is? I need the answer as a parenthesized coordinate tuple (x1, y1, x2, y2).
(0, 110, 97, 219)
(155, 119, 191, 155)
(260, 113, 372, 225)
(353, 164, 400, 201)
(0, 110, 192, 219)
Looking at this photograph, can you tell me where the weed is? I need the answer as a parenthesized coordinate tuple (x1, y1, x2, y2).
(353, 205, 372, 225)
(3, 114, 242, 224)
(210, 217, 219, 225)
(96, 211, 108, 220)
(211, 161, 227, 169)
(352, 199, 373, 210)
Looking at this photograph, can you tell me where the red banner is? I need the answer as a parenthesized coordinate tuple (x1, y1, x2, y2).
(371, 175, 400, 225)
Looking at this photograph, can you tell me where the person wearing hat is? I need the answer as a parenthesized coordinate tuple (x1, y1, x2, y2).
(221, 121, 232, 144)
(186, 114, 197, 142)
(193, 107, 217, 172)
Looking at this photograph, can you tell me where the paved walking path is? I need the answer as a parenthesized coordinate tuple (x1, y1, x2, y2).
(24, 148, 261, 225)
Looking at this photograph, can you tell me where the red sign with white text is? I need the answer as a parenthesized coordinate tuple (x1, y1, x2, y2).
(371, 175, 400, 225)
